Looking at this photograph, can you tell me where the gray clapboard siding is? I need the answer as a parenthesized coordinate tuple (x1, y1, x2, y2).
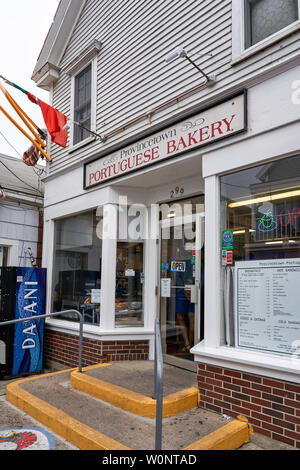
(0, 202, 40, 267)
(50, 0, 232, 169)
(48, 0, 300, 175)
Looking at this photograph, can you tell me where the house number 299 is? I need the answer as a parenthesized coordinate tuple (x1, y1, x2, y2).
(170, 187, 184, 198)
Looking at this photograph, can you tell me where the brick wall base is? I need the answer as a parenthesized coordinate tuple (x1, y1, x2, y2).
(197, 362, 300, 448)
(44, 328, 149, 369)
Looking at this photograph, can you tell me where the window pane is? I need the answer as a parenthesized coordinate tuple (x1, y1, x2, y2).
(52, 210, 102, 325)
(115, 242, 144, 327)
(220, 154, 300, 355)
(74, 64, 92, 145)
(159, 195, 205, 221)
(246, 0, 298, 47)
(0, 247, 8, 267)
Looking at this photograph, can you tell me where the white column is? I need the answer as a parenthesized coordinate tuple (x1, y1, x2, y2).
(144, 236, 158, 330)
(100, 204, 117, 330)
(204, 175, 221, 348)
(42, 217, 54, 314)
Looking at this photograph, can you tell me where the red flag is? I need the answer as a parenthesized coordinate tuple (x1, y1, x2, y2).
(27, 93, 68, 148)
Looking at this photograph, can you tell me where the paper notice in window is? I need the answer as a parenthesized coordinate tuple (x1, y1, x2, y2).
(91, 289, 101, 303)
(235, 259, 300, 356)
(125, 269, 135, 277)
(161, 278, 171, 298)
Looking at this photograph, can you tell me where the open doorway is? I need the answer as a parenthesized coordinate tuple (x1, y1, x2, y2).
(159, 195, 204, 371)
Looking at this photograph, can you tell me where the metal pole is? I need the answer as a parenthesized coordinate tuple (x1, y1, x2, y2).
(78, 312, 83, 373)
(154, 334, 157, 399)
(155, 317, 163, 450)
(0, 310, 83, 372)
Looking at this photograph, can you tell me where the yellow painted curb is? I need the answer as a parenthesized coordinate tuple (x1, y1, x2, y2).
(183, 417, 253, 450)
(4, 368, 252, 451)
(71, 365, 200, 418)
(6, 370, 130, 450)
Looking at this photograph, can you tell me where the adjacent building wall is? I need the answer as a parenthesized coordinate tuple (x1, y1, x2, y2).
(0, 200, 43, 268)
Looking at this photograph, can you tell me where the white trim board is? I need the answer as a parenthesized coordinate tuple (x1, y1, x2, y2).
(191, 342, 300, 384)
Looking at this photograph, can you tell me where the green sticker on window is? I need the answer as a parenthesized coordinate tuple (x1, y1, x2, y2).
(222, 230, 233, 251)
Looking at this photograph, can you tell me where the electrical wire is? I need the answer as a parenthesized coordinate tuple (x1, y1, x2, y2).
(0, 129, 44, 195)
(0, 159, 43, 195)
(0, 127, 46, 179)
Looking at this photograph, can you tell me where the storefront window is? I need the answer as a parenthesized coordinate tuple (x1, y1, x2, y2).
(115, 206, 145, 327)
(52, 210, 102, 324)
(115, 241, 144, 327)
(221, 154, 300, 356)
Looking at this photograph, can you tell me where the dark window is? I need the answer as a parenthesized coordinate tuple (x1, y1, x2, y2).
(115, 241, 144, 328)
(245, 0, 298, 48)
(52, 210, 102, 325)
(74, 64, 92, 145)
(0, 247, 8, 267)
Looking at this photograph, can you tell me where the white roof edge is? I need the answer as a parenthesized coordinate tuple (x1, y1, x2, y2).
(31, 0, 87, 85)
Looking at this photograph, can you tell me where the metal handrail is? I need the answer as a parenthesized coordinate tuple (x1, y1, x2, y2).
(0, 310, 84, 373)
(154, 316, 163, 450)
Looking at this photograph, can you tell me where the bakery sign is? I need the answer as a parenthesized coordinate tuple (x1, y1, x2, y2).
(84, 92, 246, 189)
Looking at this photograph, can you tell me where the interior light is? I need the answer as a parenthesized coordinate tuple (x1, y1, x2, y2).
(265, 240, 297, 245)
(233, 229, 256, 235)
(265, 241, 284, 245)
(228, 189, 300, 209)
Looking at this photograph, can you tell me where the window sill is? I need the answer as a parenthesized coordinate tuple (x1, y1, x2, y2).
(191, 342, 300, 384)
(68, 135, 96, 154)
(45, 318, 152, 339)
(231, 20, 300, 66)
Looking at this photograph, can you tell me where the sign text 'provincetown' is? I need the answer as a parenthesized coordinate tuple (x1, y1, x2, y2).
(85, 94, 246, 188)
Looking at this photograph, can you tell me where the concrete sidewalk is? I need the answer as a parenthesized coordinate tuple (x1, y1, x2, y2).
(0, 362, 297, 451)
(0, 396, 78, 450)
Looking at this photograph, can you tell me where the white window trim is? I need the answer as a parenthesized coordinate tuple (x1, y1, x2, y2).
(191, 342, 300, 384)
(232, 0, 300, 64)
(191, 174, 300, 384)
(0, 238, 19, 266)
(69, 56, 97, 152)
(47, 202, 151, 334)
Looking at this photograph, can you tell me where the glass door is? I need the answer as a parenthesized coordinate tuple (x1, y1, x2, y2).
(159, 211, 204, 371)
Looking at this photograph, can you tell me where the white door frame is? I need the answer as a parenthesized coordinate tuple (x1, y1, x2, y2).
(158, 210, 204, 372)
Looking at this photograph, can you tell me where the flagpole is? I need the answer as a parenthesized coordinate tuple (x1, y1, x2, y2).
(1, 75, 102, 143)
(4, 86, 46, 140)
(0, 105, 51, 162)
(0, 82, 46, 149)
(0, 74, 68, 149)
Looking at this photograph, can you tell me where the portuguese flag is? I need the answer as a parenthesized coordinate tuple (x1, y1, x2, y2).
(0, 76, 68, 148)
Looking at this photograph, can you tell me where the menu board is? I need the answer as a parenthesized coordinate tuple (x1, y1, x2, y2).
(235, 259, 300, 356)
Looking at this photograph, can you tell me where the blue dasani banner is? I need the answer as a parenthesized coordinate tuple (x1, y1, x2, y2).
(12, 268, 46, 375)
